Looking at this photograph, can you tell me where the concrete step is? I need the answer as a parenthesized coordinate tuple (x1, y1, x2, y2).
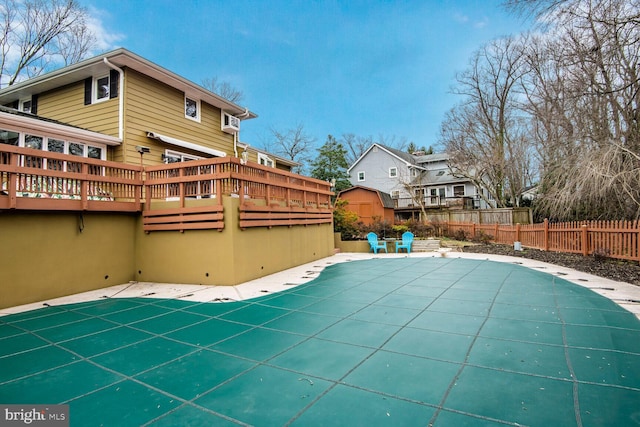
(411, 239, 441, 252)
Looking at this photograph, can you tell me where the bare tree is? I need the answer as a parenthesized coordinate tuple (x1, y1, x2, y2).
(519, 0, 640, 220)
(0, 0, 95, 87)
(340, 133, 372, 166)
(268, 123, 316, 174)
(201, 77, 244, 103)
(440, 36, 534, 208)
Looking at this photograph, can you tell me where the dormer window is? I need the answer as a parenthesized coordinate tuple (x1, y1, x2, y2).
(185, 96, 200, 122)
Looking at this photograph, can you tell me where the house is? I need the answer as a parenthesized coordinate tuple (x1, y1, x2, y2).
(336, 186, 394, 225)
(347, 143, 490, 221)
(0, 48, 300, 170)
(0, 48, 333, 309)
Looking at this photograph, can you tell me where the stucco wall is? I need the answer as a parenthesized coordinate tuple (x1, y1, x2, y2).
(0, 197, 335, 309)
(0, 212, 137, 308)
(134, 197, 334, 285)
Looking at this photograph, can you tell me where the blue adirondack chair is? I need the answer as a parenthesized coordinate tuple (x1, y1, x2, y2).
(367, 232, 387, 253)
(395, 231, 414, 253)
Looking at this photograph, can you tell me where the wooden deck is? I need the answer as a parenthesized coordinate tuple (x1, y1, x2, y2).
(1, 145, 333, 231)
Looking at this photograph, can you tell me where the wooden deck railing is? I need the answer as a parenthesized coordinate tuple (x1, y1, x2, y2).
(443, 219, 640, 262)
(0, 144, 142, 212)
(143, 157, 332, 231)
(1, 146, 333, 231)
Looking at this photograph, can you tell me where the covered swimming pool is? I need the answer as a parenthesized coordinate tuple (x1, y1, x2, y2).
(1, 256, 639, 426)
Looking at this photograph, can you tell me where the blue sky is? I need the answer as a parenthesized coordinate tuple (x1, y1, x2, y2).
(82, 0, 530, 151)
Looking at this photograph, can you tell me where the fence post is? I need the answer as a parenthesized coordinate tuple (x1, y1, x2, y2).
(494, 223, 499, 243)
(472, 223, 476, 239)
(515, 223, 521, 243)
(543, 218, 549, 251)
(581, 224, 589, 257)
(8, 152, 18, 209)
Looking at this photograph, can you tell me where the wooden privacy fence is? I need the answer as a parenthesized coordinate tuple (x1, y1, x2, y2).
(443, 219, 640, 262)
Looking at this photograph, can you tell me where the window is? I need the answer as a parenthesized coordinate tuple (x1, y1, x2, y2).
(94, 75, 110, 102)
(185, 96, 200, 121)
(163, 150, 211, 200)
(357, 171, 365, 181)
(258, 153, 274, 168)
(453, 185, 465, 197)
(19, 98, 32, 113)
(0, 129, 19, 145)
(0, 128, 105, 160)
(163, 149, 201, 164)
(436, 170, 445, 176)
(389, 167, 397, 178)
(391, 190, 399, 199)
(84, 71, 117, 105)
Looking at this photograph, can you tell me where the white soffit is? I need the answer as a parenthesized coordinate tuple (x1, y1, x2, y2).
(147, 131, 226, 157)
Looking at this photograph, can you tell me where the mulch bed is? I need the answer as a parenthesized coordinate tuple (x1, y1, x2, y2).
(461, 243, 640, 286)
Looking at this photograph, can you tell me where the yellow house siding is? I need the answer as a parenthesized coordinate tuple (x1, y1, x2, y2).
(122, 69, 235, 166)
(36, 81, 120, 137)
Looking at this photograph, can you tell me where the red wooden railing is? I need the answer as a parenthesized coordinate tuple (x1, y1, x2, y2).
(0, 144, 142, 212)
(143, 157, 332, 231)
(1, 145, 333, 232)
(443, 219, 640, 262)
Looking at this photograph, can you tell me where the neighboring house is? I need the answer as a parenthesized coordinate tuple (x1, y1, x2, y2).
(337, 186, 394, 225)
(347, 143, 490, 221)
(0, 47, 291, 171)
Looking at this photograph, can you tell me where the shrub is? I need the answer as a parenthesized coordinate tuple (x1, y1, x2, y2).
(470, 230, 493, 244)
(450, 228, 469, 241)
(592, 247, 611, 261)
(333, 199, 360, 240)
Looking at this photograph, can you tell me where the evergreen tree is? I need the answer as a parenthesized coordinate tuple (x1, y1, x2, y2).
(310, 135, 351, 192)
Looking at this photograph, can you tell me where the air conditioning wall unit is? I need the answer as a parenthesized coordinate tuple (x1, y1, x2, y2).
(221, 112, 240, 134)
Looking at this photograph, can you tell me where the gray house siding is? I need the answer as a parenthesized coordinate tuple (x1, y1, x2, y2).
(348, 146, 413, 197)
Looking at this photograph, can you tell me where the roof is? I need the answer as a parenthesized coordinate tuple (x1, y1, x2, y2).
(347, 143, 450, 173)
(337, 185, 395, 209)
(348, 143, 416, 172)
(413, 152, 449, 164)
(0, 106, 121, 146)
(0, 48, 256, 121)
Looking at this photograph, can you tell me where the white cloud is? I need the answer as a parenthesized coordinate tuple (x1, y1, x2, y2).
(474, 17, 489, 29)
(453, 13, 469, 24)
(85, 6, 125, 53)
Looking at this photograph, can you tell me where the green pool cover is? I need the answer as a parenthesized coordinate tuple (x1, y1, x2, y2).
(1, 257, 639, 426)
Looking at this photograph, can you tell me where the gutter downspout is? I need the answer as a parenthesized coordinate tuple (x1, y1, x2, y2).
(233, 108, 250, 158)
(103, 58, 124, 140)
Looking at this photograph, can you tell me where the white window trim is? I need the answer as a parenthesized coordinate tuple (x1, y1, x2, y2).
(185, 96, 201, 122)
(19, 98, 32, 113)
(391, 190, 399, 199)
(93, 75, 110, 103)
(389, 167, 397, 178)
(257, 153, 274, 168)
(0, 129, 107, 161)
(453, 185, 465, 197)
(163, 149, 212, 201)
(357, 171, 365, 182)
(163, 149, 202, 163)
